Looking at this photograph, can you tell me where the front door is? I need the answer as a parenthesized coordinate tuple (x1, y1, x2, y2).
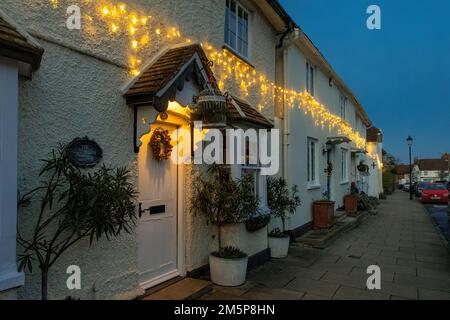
(137, 123, 179, 289)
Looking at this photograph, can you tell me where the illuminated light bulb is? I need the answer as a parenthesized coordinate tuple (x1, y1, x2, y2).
(102, 7, 109, 15)
(156, 28, 161, 35)
(140, 34, 150, 46)
(131, 40, 138, 49)
(111, 23, 119, 32)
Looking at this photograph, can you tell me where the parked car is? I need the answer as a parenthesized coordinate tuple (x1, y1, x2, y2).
(421, 183, 449, 204)
(403, 183, 411, 192)
(415, 182, 431, 198)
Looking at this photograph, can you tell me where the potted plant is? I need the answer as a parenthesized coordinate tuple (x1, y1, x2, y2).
(267, 177, 301, 259)
(191, 165, 258, 286)
(17, 145, 137, 300)
(312, 191, 335, 230)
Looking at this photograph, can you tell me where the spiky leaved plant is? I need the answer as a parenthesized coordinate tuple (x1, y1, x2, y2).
(17, 145, 138, 300)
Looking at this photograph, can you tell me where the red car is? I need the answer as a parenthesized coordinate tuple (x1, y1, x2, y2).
(421, 184, 449, 204)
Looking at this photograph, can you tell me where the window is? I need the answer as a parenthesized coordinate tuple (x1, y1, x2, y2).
(225, 0, 249, 58)
(307, 138, 319, 185)
(242, 138, 260, 200)
(242, 167, 260, 200)
(306, 62, 315, 96)
(340, 93, 347, 120)
(341, 148, 348, 182)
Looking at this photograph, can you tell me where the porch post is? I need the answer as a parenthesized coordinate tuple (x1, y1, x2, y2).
(0, 59, 24, 292)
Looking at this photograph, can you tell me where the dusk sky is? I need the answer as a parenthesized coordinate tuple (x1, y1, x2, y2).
(280, 0, 450, 163)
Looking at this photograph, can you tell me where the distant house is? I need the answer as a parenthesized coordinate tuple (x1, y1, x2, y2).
(395, 164, 411, 185)
(413, 159, 449, 183)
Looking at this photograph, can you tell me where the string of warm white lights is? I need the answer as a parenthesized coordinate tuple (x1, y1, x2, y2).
(48, 0, 366, 149)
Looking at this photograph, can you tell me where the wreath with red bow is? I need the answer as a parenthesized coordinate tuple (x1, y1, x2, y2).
(150, 127, 173, 161)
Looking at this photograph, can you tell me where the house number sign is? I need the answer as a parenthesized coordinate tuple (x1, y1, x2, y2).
(67, 137, 103, 168)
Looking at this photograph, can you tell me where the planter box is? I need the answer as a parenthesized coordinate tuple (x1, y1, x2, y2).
(268, 236, 290, 259)
(344, 195, 358, 217)
(312, 201, 335, 230)
(209, 255, 248, 287)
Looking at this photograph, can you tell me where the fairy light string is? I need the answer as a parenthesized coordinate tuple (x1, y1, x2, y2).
(48, 0, 367, 149)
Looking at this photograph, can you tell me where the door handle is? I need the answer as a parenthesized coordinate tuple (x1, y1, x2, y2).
(139, 203, 148, 218)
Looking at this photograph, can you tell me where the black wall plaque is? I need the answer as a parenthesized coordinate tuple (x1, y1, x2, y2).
(67, 137, 103, 168)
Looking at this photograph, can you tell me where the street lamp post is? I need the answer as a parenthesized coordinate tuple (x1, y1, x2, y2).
(407, 136, 413, 200)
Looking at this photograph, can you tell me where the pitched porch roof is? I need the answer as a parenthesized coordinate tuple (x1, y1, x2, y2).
(124, 44, 214, 112)
(227, 96, 273, 129)
(0, 9, 43, 73)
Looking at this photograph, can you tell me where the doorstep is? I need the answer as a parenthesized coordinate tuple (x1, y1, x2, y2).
(294, 211, 370, 249)
(141, 277, 212, 300)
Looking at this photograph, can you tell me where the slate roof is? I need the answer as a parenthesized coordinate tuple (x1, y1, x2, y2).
(0, 12, 43, 70)
(227, 96, 274, 128)
(415, 159, 449, 171)
(124, 44, 213, 110)
(395, 164, 411, 176)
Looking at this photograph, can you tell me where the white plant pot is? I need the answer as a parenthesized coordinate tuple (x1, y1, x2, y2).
(269, 236, 290, 258)
(209, 254, 248, 287)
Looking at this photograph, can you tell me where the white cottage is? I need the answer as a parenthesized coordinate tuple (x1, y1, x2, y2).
(0, 0, 289, 300)
(273, 25, 374, 234)
(0, 0, 380, 300)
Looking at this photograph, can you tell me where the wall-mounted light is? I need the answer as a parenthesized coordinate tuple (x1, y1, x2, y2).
(323, 143, 332, 156)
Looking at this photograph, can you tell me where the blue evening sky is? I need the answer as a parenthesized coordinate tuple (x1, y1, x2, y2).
(279, 0, 450, 163)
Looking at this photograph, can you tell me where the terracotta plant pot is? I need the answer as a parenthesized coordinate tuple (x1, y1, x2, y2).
(344, 195, 358, 217)
(312, 201, 335, 230)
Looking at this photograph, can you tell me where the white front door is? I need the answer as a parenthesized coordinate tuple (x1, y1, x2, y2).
(137, 123, 179, 289)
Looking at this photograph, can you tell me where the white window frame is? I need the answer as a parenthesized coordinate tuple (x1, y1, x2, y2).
(306, 62, 315, 96)
(225, 0, 250, 59)
(340, 93, 347, 120)
(235, 134, 269, 214)
(307, 137, 320, 188)
(341, 148, 349, 183)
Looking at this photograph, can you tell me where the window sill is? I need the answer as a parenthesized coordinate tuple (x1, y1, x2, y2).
(222, 45, 255, 69)
(340, 180, 350, 185)
(307, 183, 321, 191)
(0, 271, 24, 292)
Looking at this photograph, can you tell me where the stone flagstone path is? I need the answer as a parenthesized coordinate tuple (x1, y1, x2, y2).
(203, 192, 450, 300)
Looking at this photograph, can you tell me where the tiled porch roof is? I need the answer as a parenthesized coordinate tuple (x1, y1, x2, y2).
(227, 96, 273, 129)
(124, 44, 213, 111)
(0, 11, 43, 70)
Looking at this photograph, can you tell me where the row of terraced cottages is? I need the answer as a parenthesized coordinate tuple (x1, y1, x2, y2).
(0, 0, 383, 299)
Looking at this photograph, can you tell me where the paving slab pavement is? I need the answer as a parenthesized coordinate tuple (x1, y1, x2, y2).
(203, 192, 450, 300)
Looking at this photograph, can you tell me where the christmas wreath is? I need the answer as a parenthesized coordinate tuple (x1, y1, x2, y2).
(150, 127, 173, 161)
(327, 162, 333, 177)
